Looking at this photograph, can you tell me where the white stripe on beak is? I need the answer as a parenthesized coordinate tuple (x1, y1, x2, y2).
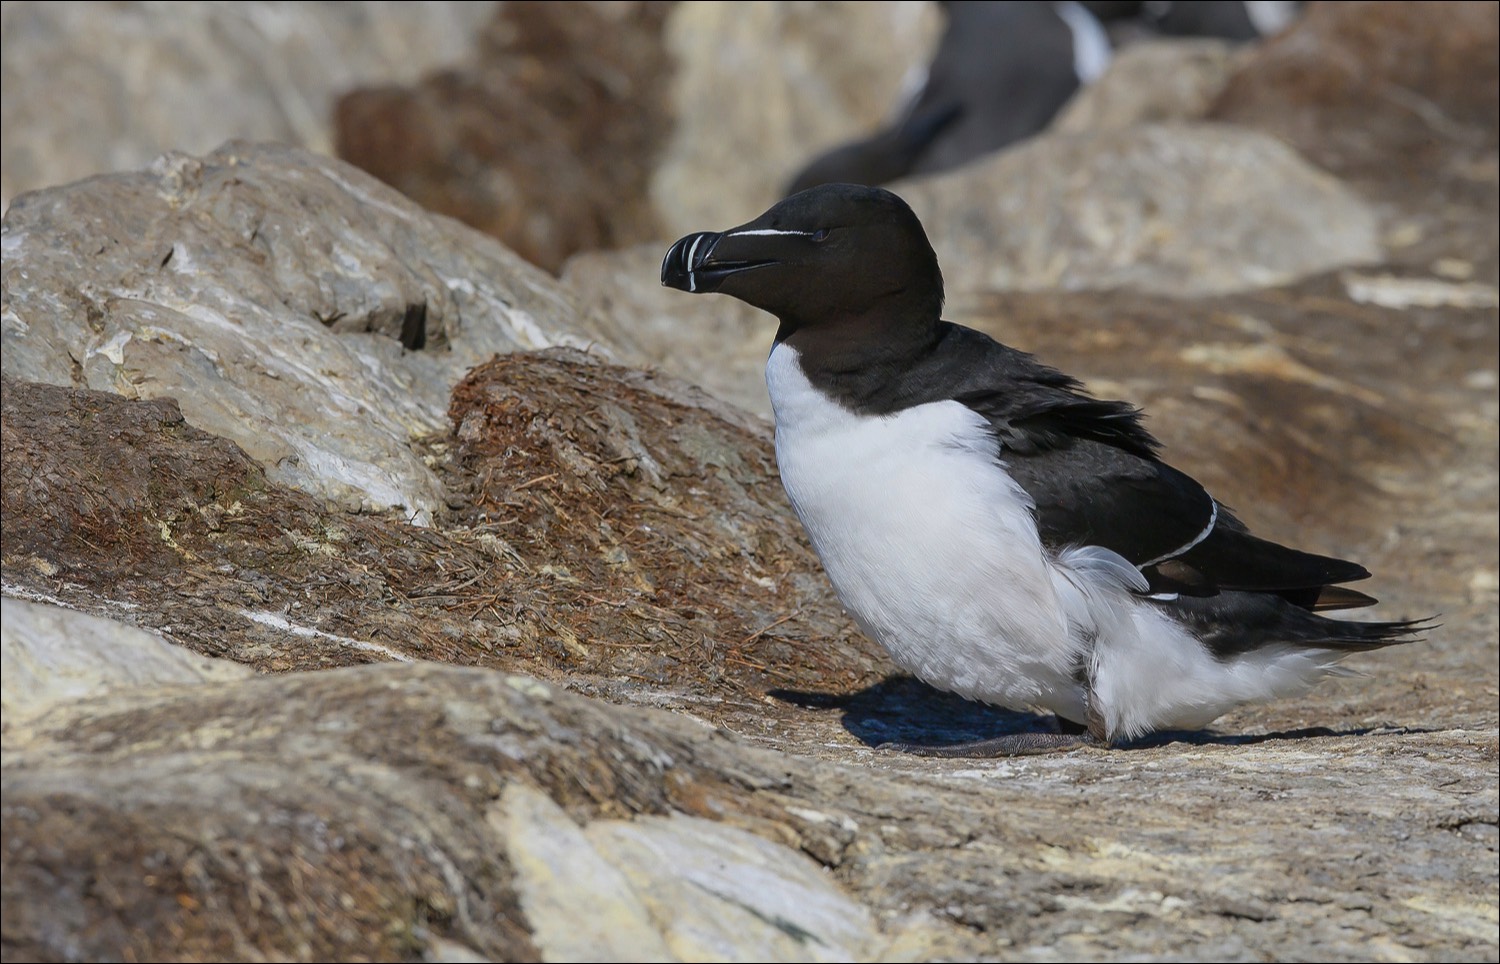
(686, 233, 705, 293)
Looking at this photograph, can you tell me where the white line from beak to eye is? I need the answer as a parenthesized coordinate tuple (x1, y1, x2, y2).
(726, 228, 818, 237)
(686, 233, 705, 293)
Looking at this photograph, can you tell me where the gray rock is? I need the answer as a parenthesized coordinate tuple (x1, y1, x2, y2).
(585, 813, 877, 962)
(498, 780, 879, 963)
(651, 0, 940, 237)
(1052, 38, 1240, 134)
(565, 244, 775, 417)
(494, 783, 676, 962)
(897, 123, 1384, 296)
(1342, 272, 1499, 311)
(1, 596, 251, 730)
(0, 661, 902, 962)
(2, 650, 1494, 962)
(0, 0, 496, 204)
(1, 5, 1495, 958)
(1, 142, 599, 521)
(8, 273, 1494, 960)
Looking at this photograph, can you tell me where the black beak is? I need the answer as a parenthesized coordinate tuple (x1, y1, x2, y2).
(661, 231, 778, 294)
(660, 231, 721, 292)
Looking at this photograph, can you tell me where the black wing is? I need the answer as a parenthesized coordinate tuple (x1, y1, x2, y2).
(784, 102, 963, 197)
(945, 329, 1374, 607)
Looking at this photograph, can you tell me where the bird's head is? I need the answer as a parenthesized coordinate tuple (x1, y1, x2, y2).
(660, 183, 944, 341)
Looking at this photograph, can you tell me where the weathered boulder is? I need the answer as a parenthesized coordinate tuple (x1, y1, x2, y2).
(897, 123, 1383, 296)
(1, 143, 596, 522)
(1211, 0, 1500, 183)
(336, 2, 675, 274)
(0, 662, 896, 962)
(0, 1, 496, 205)
(1211, 0, 1500, 276)
(2, 323, 1495, 961)
(651, 0, 940, 237)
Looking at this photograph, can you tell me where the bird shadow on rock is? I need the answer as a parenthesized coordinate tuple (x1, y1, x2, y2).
(771, 675, 1068, 749)
(770, 676, 1439, 753)
(1124, 723, 1440, 751)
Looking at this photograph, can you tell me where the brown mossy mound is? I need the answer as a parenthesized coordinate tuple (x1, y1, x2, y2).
(0, 353, 883, 705)
(443, 350, 880, 697)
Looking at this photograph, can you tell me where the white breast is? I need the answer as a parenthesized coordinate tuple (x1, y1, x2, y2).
(764, 342, 1355, 739)
(765, 343, 1087, 717)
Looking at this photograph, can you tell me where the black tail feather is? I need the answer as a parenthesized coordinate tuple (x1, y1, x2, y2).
(1160, 590, 1433, 661)
(1302, 613, 1437, 652)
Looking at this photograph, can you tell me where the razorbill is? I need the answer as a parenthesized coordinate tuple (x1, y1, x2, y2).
(660, 183, 1424, 755)
(786, 2, 1112, 195)
(1082, 1, 1301, 42)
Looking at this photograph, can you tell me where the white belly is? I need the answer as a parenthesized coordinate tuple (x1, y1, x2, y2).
(766, 343, 1086, 717)
(765, 342, 1354, 739)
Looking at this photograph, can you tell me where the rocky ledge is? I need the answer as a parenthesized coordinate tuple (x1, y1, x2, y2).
(2, 3, 1496, 961)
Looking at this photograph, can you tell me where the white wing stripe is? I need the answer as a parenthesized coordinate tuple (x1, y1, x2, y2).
(1140, 499, 1219, 568)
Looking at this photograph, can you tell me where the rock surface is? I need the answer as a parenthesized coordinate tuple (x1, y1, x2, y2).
(651, 0, 939, 237)
(1, 596, 251, 731)
(1052, 38, 1240, 133)
(335, 2, 674, 274)
(1212, 0, 1500, 187)
(3, 307, 1495, 961)
(2, 2, 1498, 961)
(0, 1, 496, 206)
(2, 623, 1494, 961)
(1211, 0, 1500, 281)
(1, 142, 597, 522)
(897, 122, 1383, 297)
(0, 362, 880, 694)
(0, 661, 891, 962)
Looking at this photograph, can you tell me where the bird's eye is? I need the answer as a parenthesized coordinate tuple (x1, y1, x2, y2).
(812, 228, 830, 242)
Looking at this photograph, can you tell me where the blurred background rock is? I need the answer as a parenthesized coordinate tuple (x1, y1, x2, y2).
(6, 2, 1494, 285)
(0, 1, 497, 204)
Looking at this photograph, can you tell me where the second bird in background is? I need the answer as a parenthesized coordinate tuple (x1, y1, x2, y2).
(786, 0, 1300, 195)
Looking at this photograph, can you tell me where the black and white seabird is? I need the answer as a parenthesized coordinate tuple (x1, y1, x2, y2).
(661, 183, 1424, 754)
(786, 2, 1113, 195)
(1083, 1, 1301, 43)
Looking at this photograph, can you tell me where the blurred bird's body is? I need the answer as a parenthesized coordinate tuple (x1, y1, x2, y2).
(788, 0, 1301, 195)
(788, 1, 1110, 194)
